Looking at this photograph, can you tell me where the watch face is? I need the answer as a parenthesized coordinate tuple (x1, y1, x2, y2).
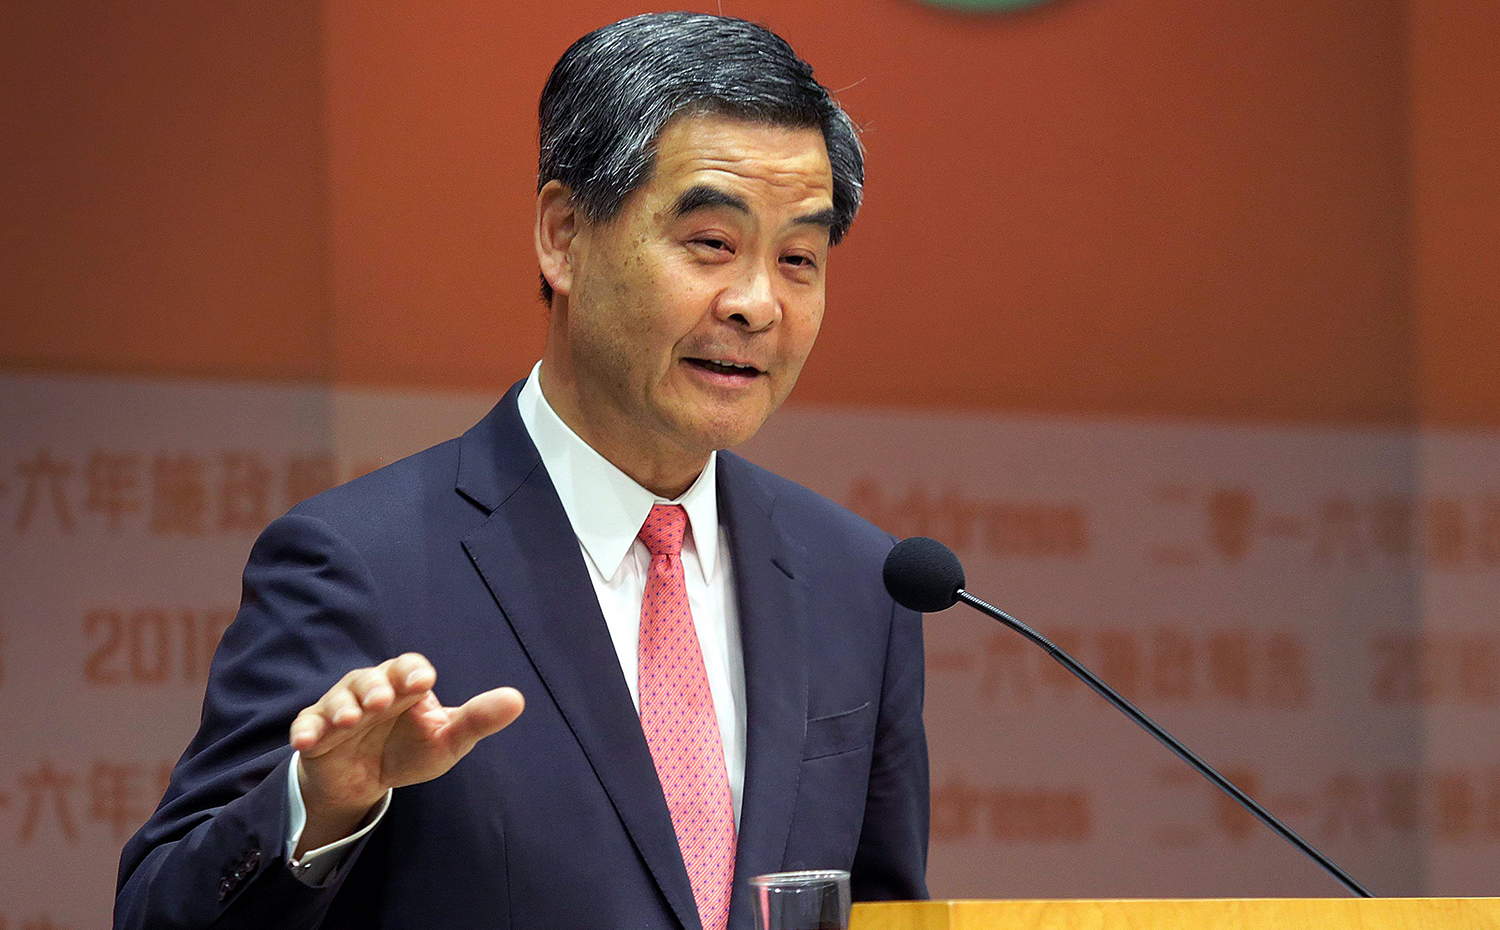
(916, 0, 1055, 10)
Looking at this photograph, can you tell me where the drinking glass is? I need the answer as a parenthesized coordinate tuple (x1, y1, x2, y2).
(749, 869, 851, 930)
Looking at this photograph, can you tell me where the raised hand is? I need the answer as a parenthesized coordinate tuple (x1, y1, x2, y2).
(288, 652, 524, 854)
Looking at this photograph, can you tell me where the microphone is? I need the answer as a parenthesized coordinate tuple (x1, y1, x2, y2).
(884, 536, 1373, 898)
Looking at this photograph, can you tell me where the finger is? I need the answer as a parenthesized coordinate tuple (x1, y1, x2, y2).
(289, 710, 328, 752)
(289, 668, 367, 753)
(290, 656, 436, 756)
(321, 683, 366, 728)
(295, 692, 381, 759)
(440, 687, 525, 755)
(348, 667, 397, 714)
(388, 652, 436, 695)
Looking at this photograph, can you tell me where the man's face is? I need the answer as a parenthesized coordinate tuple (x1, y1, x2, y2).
(547, 112, 836, 473)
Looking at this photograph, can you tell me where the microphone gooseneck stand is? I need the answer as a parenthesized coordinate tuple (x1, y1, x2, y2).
(954, 586, 1373, 898)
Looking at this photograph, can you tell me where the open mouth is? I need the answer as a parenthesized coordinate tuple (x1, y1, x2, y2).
(684, 358, 763, 377)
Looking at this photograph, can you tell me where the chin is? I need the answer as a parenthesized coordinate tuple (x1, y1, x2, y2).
(675, 411, 767, 453)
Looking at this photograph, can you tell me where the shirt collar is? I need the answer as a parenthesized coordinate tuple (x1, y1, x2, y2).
(516, 362, 720, 584)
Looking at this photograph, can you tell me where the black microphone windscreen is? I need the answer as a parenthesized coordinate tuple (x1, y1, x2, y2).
(883, 537, 966, 612)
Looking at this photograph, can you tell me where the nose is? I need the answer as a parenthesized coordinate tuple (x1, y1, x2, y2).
(712, 260, 779, 332)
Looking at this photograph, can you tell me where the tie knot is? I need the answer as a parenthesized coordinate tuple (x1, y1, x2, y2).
(638, 504, 688, 558)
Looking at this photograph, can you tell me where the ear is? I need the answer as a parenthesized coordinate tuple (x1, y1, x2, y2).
(535, 180, 580, 298)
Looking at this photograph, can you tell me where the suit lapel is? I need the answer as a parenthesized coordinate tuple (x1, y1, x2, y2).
(718, 453, 809, 930)
(457, 386, 701, 930)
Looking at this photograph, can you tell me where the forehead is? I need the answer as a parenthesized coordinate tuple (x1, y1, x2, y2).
(642, 112, 834, 205)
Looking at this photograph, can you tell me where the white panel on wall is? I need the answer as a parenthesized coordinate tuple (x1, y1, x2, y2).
(2, 373, 1495, 926)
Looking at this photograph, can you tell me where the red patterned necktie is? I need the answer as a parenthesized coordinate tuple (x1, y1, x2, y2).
(637, 503, 737, 930)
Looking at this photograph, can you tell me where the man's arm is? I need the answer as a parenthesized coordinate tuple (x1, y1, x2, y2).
(115, 514, 388, 930)
(114, 513, 521, 930)
(849, 596, 931, 900)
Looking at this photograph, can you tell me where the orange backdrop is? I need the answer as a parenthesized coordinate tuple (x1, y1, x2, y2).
(3, 3, 1499, 921)
(6, 0, 1495, 426)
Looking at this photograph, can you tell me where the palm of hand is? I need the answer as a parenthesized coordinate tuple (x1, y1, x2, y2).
(304, 693, 464, 808)
(292, 653, 524, 817)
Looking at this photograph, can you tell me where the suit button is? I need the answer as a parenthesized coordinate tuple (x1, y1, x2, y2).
(218, 877, 234, 900)
(245, 849, 261, 872)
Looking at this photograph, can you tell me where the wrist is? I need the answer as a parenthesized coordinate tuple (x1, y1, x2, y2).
(295, 796, 380, 858)
(294, 757, 384, 856)
(296, 755, 385, 813)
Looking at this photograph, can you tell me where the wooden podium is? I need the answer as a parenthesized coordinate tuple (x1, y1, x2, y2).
(851, 898, 1500, 929)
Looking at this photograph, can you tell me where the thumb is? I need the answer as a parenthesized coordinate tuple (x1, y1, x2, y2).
(441, 686, 525, 755)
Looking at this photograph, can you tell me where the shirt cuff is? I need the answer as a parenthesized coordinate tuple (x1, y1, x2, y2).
(284, 749, 393, 886)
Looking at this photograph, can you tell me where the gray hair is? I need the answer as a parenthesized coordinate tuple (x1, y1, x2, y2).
(537, 12, 864, 301)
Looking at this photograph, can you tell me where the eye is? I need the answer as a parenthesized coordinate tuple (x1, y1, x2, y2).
(685, 236, 736, 264)
(781, 252, 818, 272)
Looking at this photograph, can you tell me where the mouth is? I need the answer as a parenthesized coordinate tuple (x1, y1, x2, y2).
(683, 357, 764, 379)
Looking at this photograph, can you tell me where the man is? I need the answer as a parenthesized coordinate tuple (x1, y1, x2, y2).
(116, 12, 928, 930)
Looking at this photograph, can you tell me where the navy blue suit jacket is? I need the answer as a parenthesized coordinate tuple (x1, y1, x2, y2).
(116, 383, 928, 930)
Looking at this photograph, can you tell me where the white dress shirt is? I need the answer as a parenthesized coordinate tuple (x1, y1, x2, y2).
(286, 362, 747, 881)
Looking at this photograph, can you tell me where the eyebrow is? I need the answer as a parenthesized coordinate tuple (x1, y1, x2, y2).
(670, 184, 839, 230)
(672, 185, 749, 217)
(793, 206, 841, 230)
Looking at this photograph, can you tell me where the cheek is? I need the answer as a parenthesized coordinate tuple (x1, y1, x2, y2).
(786, 301, 825, 358)
(805, 304, 825, 343)
(645, 269, 723, 340)
(622, 242, 693, 305)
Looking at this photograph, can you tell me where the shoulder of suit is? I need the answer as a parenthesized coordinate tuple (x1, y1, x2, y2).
(281, 435, 470, 542)
(718, 451, 895, 559)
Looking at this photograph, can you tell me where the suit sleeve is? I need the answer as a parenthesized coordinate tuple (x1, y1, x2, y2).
(115, 512, 393, 930)
(850, 596, 931, 900)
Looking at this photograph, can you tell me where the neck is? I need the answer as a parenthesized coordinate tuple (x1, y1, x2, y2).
(536, 357, 707, 500)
